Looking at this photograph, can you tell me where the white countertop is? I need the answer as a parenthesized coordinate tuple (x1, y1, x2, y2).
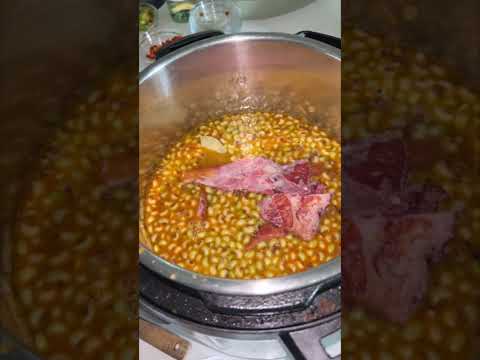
(140, 1, 340, 359)
(154, 0, 340, 36)
(140, 337, 223, 360)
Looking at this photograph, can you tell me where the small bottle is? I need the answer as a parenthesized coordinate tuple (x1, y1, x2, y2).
(167, 0, 196, 23)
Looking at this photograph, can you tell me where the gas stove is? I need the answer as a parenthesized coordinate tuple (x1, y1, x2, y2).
(140, 265, 341, 360)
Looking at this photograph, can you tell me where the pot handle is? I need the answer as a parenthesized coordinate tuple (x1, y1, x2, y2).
(155, 30, 224, 60)
(296, 31, 341, 50)
(197, 284, 322, 315)
(280, 314, 341, 360)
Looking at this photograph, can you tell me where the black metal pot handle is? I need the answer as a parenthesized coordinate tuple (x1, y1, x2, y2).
(155, 30, 224, 60)
(280, 314, 341, 360)
(197, 284, 322, 315)
(154, 30, 338, 60)
(296, 31, 341, 50)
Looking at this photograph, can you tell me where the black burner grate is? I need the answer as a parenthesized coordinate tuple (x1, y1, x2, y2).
(140, 265, 341, 332)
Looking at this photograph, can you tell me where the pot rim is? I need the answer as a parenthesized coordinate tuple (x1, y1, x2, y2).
(139, 32, 341, 296)
(139, 32, 341, 83)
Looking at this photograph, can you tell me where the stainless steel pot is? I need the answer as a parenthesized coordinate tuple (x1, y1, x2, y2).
(139, 32, 341, 295)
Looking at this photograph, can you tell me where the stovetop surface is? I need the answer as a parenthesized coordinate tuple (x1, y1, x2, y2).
(140, 265, 341, 332)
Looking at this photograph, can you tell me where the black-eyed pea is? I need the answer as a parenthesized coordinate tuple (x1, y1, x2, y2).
(48, 322, 67, 335)
(121, 348, 136, 360)
(18, 267, 36, 283)
(39, 289, 56, 304)
(428, 325, 443, 345)
(84, 338, 102, 354)
(449, 332, 466, 353)
(29, 309, 45, 328)
(35, 334, 48, 352)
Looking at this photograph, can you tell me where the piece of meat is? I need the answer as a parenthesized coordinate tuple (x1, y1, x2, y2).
(184, 157, 287, 194)
(343, 134, 409, 217)
(406, 138, 445, 170)
(342, 219, 367, 302)
(310, 163, 324, 177)
(260, 194, 295, 228)
(183, 157, 324, 195)
(342, 174, 387, 216)
(342, 131, 456, 323)
(245, 223, 287, 251)
(344, 134, 406, 192)
(294, 193, 333, 240)
(282, 160, 311, 185)
(307, 182, 326, 194)
(344, 211, 455, 323)
(197, 188, 208, 221)
(343, 176, 447, 217)
(184, 157, 333, 247)
(380, 212, 454, 267)
(367, 139, 406, 190)
(379, 183, 447, 216)
(260, 191, 331, 241)
(344, 133, 448, 216)
(398, 183, 447, 214)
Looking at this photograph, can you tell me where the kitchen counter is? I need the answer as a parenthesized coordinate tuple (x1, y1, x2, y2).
(154, 0, 340, 35)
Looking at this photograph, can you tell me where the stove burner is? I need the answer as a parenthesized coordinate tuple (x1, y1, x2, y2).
(140, 265, 341, 332)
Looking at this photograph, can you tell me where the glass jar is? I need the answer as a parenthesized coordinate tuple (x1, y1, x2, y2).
(139, 2, 158, 32)
(189, 0, 242, 34)
(167, 0, 196, 23)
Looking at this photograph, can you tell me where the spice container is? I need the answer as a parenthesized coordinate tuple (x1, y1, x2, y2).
(189, 0, 242, 34)
(167, 0, 196, 23)
(139, 2, 158, 32)
(139, 29, 183, 71)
